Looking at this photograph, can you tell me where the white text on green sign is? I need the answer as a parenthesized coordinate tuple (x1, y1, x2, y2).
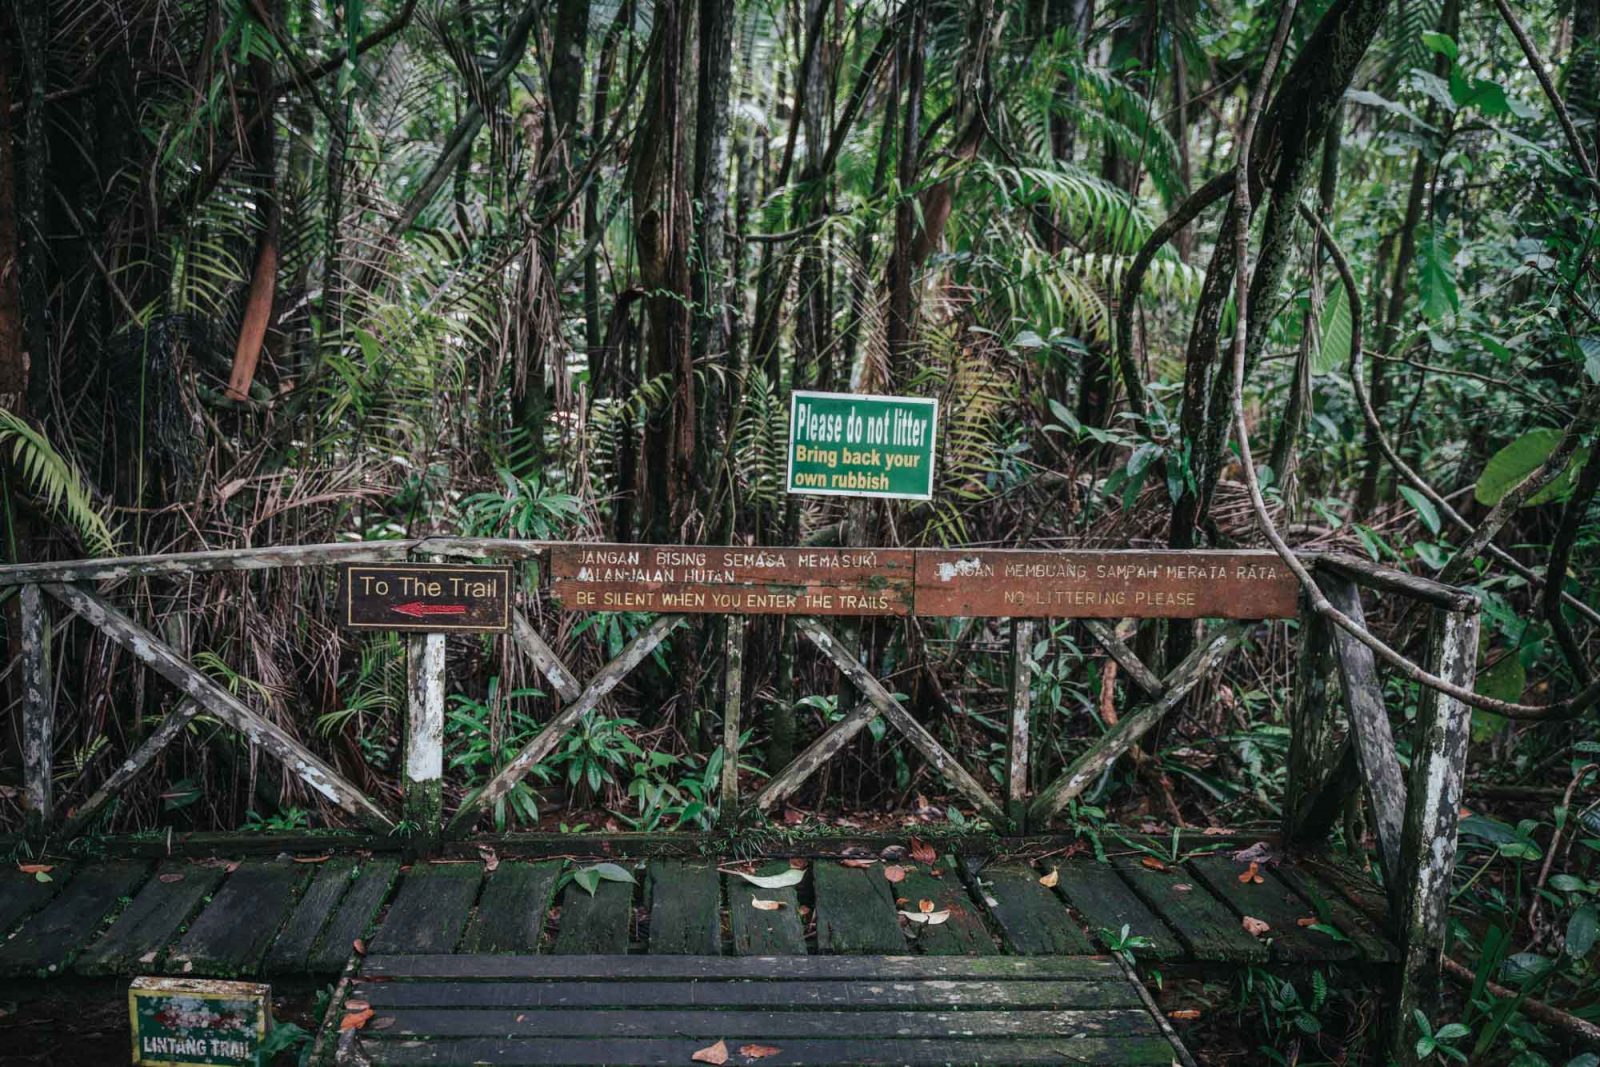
(787, 391, 937, 500)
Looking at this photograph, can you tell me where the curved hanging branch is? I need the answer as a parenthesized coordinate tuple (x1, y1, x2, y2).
(1491, 0, 1599, 186)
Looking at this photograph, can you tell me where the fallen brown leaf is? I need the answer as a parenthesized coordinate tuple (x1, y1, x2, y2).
(339, 1009, 374, 1032)
(16, 864, 53, 875)
(918, 898, 935, 914)
(352, 938, 367, 956)
(1296, 916, 1317, 927)
(478, 847, 500, 872)
(691, 1039, 730, 1065)
(370, 1017, 395, 1031)
(292, 855, 331, 864)
(1172, 883, 1193, 893)
(158, 873, 185, 884)
(739, 1045, 782, 1059)
(839, 859, 875, 868)
(343, 999, 370, 1012)
(1202, 827, 1232, 836)
(1238, 861, 1260, 884)
(1242, 916, 1271, 937)
(883, 865, 906, 884)
(1039, 867, 1060, 888)
(910, 838, 937, 864)
(1141, 857, 1167, 871)
(788, 858, 808, 869)
(1168, 1008, 1203, 1020)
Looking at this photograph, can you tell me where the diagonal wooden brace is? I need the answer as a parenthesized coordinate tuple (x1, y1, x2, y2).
(751, 697, 879, 813)
(45, 583, 393, 831)
(510, 609, 583, 703)
(446, 613, 684, 835)
(1081, 620, 1165, 695)
(1028, 622, 1249, 826)
(62, 699, 202, 836)
(796, 617, 1005, 824)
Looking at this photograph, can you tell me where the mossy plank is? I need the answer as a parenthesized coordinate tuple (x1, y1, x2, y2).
(1052, 859, 1184, 959)
(263, 857, 360, 974)
(461, 861, 562, 954)
(726, 861, 806, 955)
(1114, 858, 1267, 963)
(1275, 865, 1398, 963)
(370, 862, 483, 954)
(895, 866, 994, 955)
(308, 858, 400, 972)
(646, 861, 721, 955)
(0, 863, 67, 936)
(370, 1007, 1160, 1039)
(552, 868, 634, 955)
(813, 861, 905, 954)
(1186, 854, 1361, 963)
(166, 859, 307, 974)
(361, 952, 1122, 980)
(966, 860, 1093, 954)
(354, 978, 1144, 1011)
(0, 861, 148, 976)
(77, 861, 225, 976)
(359, 1035, 1181, 1065)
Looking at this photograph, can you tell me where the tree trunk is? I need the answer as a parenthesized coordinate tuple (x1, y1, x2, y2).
(884, 0, 927, 385)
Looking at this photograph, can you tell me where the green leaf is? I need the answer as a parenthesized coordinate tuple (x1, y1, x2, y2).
(1314, 280, 1351, 375)
(1579, 336, 1600, 384)
(573, 868, 600, 895)
(590, 862, 636, 885)
(1567, 903, 1598, 958)
(1475, 429, 1589, 507)
(1398, 486, 1440, 535)
(1420, 31, 1457, 60)
(1433, 1023, 1470, 1041)
(1416, 228, 1459, 323)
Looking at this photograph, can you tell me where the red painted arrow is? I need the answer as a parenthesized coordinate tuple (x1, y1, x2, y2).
(392, 601, 469, 618)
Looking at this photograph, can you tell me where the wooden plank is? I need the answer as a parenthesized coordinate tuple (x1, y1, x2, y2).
(646, 861, 721, 955)
(915, 549, 1299, 618)
(1006, 619, 1034, 829)
(719, 618, 744, 826)
(77, 861, 226, 976)
(62, 700, 203, 836)
(548, 544, 916, 616)
(19, 584, 53, 831)
(44, 583, 393, 831)
(0, 863, 65, 935)
(1082, 620, 1164, 695)
(895, 866, 994, 955)
(166, 859, 306, 974)
(1274, 866, 1397, 963)
(726, 862, 807, 956)
(813, 862, 905, 954)
(510, 610, 583, 702)
(1393, 606, 1478, 1067)
(370, 862, 483, 954)
(1114, 858, 1268, 963)
(308, 858, 400, 971)
(403, 632, 446, 836)
(798, 617, 1005, 824)
(354, 978, 1144, 1011)
(1052, 860, 1184, 960)
(1319, 575, 1406, 887)
(359, 1035, 1181, 1066)
(462, 861, 562, 954)
(1314, 553, 1479, 612)
(0, 539, 417, 586)
(360, 953, 1123, 981)
(552, 870, 635, 954)
(966, 861, 1094, 955)
(264, 857, 360, 974)
(1185, 854, 1360, 962)
(0, 861, 148, 975)
(1029, 624, 1249, 825)
(368, 1007, 1162, 1039)
(448, 614, 683, 834)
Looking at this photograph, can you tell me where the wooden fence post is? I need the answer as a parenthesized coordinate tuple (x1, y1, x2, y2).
(1281, 606, 1346, 846)
(1391, 605, 1478, 1066)
(1006, 619, 1034, 833)
(405, 632, 447, 846)
(720, 617, 745, 828)
(20, 584, 54, 835)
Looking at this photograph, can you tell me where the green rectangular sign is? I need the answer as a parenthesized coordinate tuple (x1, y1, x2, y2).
(787, 391, 938, 500)
(130, 977, 269, 1067)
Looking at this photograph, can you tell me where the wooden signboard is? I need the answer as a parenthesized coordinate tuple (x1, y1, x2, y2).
(129, 977, 269, 1066)
(915, 549, 1300, 618)
(549, 544, 914, 616)
(341, 563, 512, 632)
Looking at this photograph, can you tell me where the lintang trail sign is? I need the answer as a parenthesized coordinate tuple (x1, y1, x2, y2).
(786, 390, 937, 500)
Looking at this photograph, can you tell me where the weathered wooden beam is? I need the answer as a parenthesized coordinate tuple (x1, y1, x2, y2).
(1313, 553, 1479, 613)
(1391, 605, 1478, 1067)
(415, 537, 553, 561)
(1028, 622, 1248, 826)
(446, 613, 684, 834)
(43, 583, 393, 830)
(1281, 608, 1347, 846)
(1081, 620, 1164, 695)
(509, 609, 582, 703)
(1006, 619, 1034, 832)
(720, 617, 745, 827)
(1319, 574, 1406, 888)
(797, 617, 1005, 825)
(749, 697, 878, 812)
(0, 540, 417, 586)
(404, 633, 446, 843)
(61, 700, 202, 836)
(20, 585, 54, 834)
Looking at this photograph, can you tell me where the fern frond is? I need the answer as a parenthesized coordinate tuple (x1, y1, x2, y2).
(0, 411, 118, 556)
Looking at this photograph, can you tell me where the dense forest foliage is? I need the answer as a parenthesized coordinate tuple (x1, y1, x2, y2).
(1, 0, 1599, 1060)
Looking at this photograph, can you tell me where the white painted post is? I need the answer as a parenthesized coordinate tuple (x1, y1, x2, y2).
(1006, 619, 1034, 833)
(405, 632, 446, 845)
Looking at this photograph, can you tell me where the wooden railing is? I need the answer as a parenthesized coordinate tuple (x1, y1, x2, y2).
(1, 541, 1476, 990)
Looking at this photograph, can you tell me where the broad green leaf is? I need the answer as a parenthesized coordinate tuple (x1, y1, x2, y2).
(590, 862, 636, 885)
(1566, 904, 1598, 958)
(1420, 31, 1457, 60)
(573, 868, 600, 895)
(1398, 486, 1440, 535)
(1475, 428, 1589, 507)
(1578, 335, 1600, 383)
(1344, 88, 1436, 130)
(1549, 874, 1589, 893)
(1314, 281, 1351, 375)
(1409, 70, 1457, 113)
(1434, 1024, 1470, 1041)
(1416, 228, 1459, 323)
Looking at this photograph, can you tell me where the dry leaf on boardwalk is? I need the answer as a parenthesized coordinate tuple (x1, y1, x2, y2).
(1141, 857, 1167, 871)
(1238, 861, 1264, 884)
(739, 1046, 782, 1060)
(751, 898, 785, 911)
(16, 864, 53, 874)
(910, 838, 937, 864)
(343, 999, 370, 1012)
(883, 865, 906, 883)
(838, 858, 875, 868)
(292, 855, 331, 864)
(1241, 916, 1271, 937)
(691, 1039, 730, 1064)
(899, 909, 951, 925)
(918, 899, 936, 913)
(1296, 916, 1317, 927)
(1168, 1008, 1203, 1020)
(1039, 868, 1060, 888)
(339, 1009, 374, 1031)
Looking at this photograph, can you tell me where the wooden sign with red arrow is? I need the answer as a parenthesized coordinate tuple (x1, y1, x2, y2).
(341, 563, 512, 633)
